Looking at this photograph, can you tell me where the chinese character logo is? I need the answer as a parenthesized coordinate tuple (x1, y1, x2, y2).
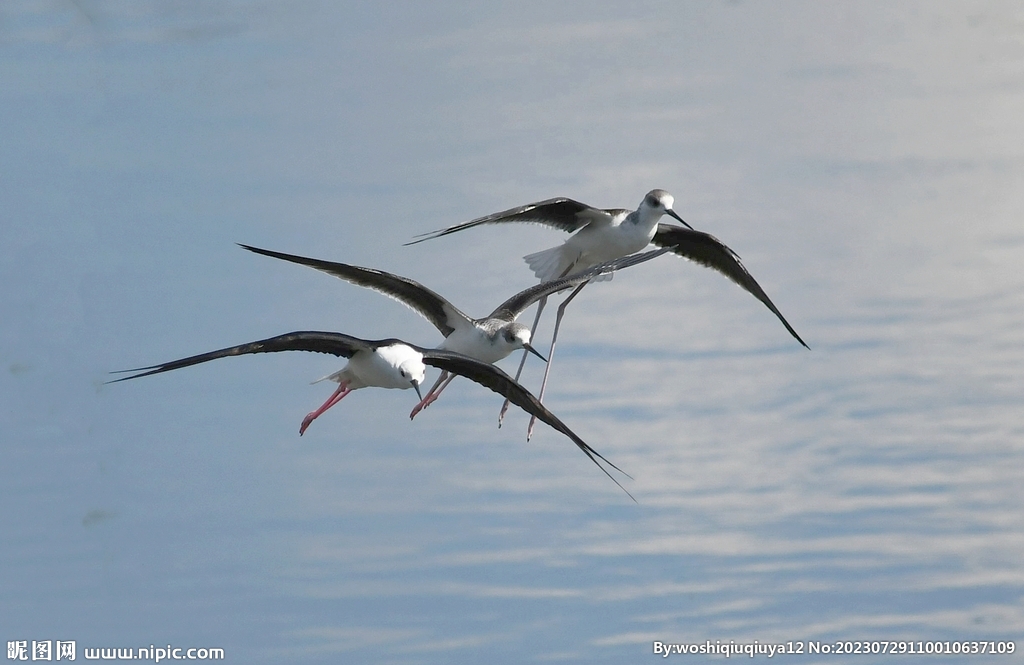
(32, 641, 51, 661)
(8, 641, 27, 661)
(55, 642, 74, 661)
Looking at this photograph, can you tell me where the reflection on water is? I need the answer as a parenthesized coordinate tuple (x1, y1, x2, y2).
(2, 2, 1022, 662)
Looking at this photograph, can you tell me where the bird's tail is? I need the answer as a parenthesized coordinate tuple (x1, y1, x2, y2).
(524, 245, 614, 283)
(311, 368, 346, 385)
(523, 245, 566, 282)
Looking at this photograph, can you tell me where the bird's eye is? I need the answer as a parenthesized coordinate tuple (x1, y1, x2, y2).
(646, 195, 660, 208)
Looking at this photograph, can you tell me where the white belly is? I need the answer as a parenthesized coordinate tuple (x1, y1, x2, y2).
(570, 221, 654, 268)
(524, 218, 659, 282)
(326, 345, 424, 390)
(441, 324, 512, 364)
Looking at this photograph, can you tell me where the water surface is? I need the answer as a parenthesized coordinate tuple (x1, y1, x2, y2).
(2, 2, 1022, 662)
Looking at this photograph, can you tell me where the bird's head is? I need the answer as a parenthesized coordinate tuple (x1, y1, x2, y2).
(642, 189, 693, 230)
(504, 324, 547, 362)
(397, 359, 426, 400)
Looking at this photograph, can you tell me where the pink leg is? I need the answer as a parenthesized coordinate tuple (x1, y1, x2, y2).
(527, 281, 588, 441)
(299, 382, 352, 435)
(409, 371, 455, 420)
(497, 295, 547, 428)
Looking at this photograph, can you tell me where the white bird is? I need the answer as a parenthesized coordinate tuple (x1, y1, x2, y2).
(407, 189, 809, 437)
(110, 331, 634, 500)
(239, 244, 667, 422)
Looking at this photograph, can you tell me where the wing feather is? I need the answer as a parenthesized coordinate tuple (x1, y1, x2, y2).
(652, 224, 809, 348)
(420, 349, 635, 501)
(405, 198, 616, 245)
(240, 244, 468, 337)
(490, 248, 670, 320)
(109, 331, 379, 382)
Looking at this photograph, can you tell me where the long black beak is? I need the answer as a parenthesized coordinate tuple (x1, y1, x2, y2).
(411, 381, 423, 401)
(667, 209, 693, 230)
(524, 343, 548, 363)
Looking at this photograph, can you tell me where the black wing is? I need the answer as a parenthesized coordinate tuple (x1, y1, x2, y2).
(652, 224, 809, 349)
(489, 248, 671, 321)
(420, 348, 635, 502)
(239, 244, 469, 337)
(109, 331, 381, 382)
(405, 198, 618, 245)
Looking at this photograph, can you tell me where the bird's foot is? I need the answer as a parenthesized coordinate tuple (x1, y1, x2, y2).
(409, 392, 439, 420)
(299, 413, 316, 436)
(497, 399, 512, 428)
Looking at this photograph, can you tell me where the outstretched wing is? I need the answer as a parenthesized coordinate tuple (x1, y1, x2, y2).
(420, 348, 636, 502)
(240, 244, 470, 337)
(652, 224, 809, 349)
(405, 198, 622, 245)
(489, 248, 671, 321)
(109, 331, 380, 382)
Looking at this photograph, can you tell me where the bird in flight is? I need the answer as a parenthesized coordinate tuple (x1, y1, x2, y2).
(407, 189, 809, 437)
(110, 330, 634, 500)
(239, 244, 667, 422)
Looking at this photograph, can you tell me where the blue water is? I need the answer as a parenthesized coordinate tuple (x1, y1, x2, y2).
(2, 3, 1022, 662)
